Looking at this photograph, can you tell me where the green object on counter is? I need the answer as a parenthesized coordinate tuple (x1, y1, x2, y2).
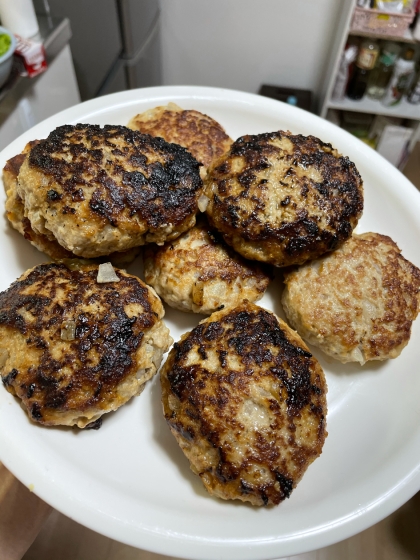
(0, 33, 11, 57)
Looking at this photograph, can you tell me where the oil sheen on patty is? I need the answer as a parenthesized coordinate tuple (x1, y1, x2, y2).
(17, 124, 203, 258)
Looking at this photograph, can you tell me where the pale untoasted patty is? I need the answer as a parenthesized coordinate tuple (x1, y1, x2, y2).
(3, 144, 140, 266)
(282, 233, 420, 364)
(144, 218, 272, 314)
(0, 263, 172, 427)
(204, 131, 363, 267)
(161, 301, 327, 506)
(17, 124, 203, 258)
(128, 103, 233, 179)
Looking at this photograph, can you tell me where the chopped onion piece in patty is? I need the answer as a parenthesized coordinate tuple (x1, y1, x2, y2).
(61, 321, 76, 341)
(198, 195, 210, 212)
(97, 262, 120, 283)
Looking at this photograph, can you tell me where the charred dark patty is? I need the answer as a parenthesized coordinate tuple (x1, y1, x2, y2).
(3, 143, 140, 265)
(161, 301, 327, 506)
(204, 130, 363, 267)
(0, 263, 171, 427)
(17, 124, 203, 257)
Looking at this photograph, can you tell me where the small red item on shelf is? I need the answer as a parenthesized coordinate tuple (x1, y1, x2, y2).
(13, 34, 47, 78)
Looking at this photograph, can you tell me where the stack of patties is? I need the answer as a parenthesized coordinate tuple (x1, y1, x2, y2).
(158, 129, 365, 505)
(4, 123, 204, 262)
(200, 129, 420, 364)
(158, 127, 416, 507)
(130, 104, 277, 314)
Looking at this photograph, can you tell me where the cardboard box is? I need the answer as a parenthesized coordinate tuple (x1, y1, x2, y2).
(402, 141, 420, 190)
(376, 125, 413, 168)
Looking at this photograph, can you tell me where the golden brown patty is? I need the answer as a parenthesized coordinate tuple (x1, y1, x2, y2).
(282, 233, 420, 364)
(204, 131, 363, 267)
(161, 301, 327, 506)
(144, 217, 273, 314)
(3, 144, 140, 265)
(17, 124, 203, 258)
(0, 262, 172, 427)
(128, 103, 233, 179)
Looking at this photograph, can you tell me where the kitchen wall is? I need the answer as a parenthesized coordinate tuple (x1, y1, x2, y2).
(159, 0, 344, 105)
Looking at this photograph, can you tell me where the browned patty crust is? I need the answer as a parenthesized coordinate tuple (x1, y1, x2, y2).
(282, 233, 420, 364)
(161, 301, 327, 506)
(4, 145, 80, 260)
(3, 145, 140, 265)
(17, 124, 203, 257)
(128, 103, 233, 179)
(204, 131, 363, 267)
(0, 263, 170, 427)
(144, 217, 273, 314)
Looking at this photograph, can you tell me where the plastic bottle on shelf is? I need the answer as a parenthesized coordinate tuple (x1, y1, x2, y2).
(367, 42, 400, 100)
(332, 41, 358, 101)
(346, 39, 380, 101)
(407, 67, 420, 103)
(382, 47, 416, 106)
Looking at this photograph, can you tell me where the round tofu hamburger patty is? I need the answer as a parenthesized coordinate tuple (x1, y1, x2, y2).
(128, 103, 233, 179)
(204, 131, 363, 267)
(17, 124, 203, 258)
(282, 233, 420, 364)
(161, 301, 327, 506)
(144, 217, 273, 314)
(3, 144, 140, 266)
(0, 262, 172, 427)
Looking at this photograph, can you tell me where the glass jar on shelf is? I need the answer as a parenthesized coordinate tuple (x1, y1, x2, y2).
(407, 65, 420, 104)
(366, 42, 400, 101)
(346, 39, 380, 101)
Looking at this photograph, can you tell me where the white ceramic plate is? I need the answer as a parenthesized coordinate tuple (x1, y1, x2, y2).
(1, 86, 420, 560)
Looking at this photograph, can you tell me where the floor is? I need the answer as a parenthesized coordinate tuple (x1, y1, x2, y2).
(22, 492, 420, 560)
(11, 146, 420, 560)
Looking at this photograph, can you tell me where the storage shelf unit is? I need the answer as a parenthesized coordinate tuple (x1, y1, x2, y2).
(328, 96, 420, 119)
(349, 27, 416, 43)
(319, 0, 420, 152)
